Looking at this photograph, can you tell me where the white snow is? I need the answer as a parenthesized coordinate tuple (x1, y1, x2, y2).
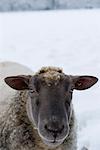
(0, 9, 100, 150)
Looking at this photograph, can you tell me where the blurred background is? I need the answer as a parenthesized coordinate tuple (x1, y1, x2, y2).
(0, 0, 100, 11)
(0, 0, 100, 150)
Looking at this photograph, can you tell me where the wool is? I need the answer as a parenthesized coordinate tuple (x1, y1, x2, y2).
(35, 66, 65, 86)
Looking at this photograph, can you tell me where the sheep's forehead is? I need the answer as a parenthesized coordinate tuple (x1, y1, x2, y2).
(42, 71, 61, 84)
(37, 66, 63, 74)
(35, 67, 67, 86)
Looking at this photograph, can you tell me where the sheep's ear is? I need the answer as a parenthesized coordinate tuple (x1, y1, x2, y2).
(71, 76, 98, 90)
(4, 75, 32, 90)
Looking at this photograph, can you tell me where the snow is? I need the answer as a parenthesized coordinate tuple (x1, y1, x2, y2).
(0, 9, 100, 149)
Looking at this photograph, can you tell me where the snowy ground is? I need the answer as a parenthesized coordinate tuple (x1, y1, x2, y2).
(0, 9, 100, 150)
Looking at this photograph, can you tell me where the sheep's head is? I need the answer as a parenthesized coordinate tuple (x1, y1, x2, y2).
(4, 67, 98, 147)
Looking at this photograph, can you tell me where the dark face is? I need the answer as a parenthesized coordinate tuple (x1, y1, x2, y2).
(4, 68, 98, 147)
(27, 75, 73, 147)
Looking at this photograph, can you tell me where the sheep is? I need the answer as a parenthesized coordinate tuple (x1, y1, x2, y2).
(0, 61, 32, 118)
(0, 65, 98, 150)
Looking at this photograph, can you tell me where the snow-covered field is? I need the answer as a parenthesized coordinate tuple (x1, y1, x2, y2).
(0, 10, 100, 149)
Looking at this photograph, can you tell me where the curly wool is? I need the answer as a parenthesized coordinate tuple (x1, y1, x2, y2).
(35, 66, 64, 86)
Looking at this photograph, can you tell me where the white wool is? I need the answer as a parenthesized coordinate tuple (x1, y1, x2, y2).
(0, 61, 32, 117)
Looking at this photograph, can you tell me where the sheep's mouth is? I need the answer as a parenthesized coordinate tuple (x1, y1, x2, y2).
(38, 125, 69, 147)
(43, 138, 63, 147)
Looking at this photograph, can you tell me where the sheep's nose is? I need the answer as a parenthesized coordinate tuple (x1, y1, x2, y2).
(44, 117, 64, 135)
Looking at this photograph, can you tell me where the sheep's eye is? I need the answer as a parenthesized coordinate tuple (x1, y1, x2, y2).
(30, 89, 36, 93)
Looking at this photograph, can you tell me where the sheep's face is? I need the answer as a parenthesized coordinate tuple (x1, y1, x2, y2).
(27, 74, 73, 147)
(5, 67, 98, 148)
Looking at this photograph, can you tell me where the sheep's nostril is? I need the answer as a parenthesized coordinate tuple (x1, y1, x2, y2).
(44, 124, 48, 130)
